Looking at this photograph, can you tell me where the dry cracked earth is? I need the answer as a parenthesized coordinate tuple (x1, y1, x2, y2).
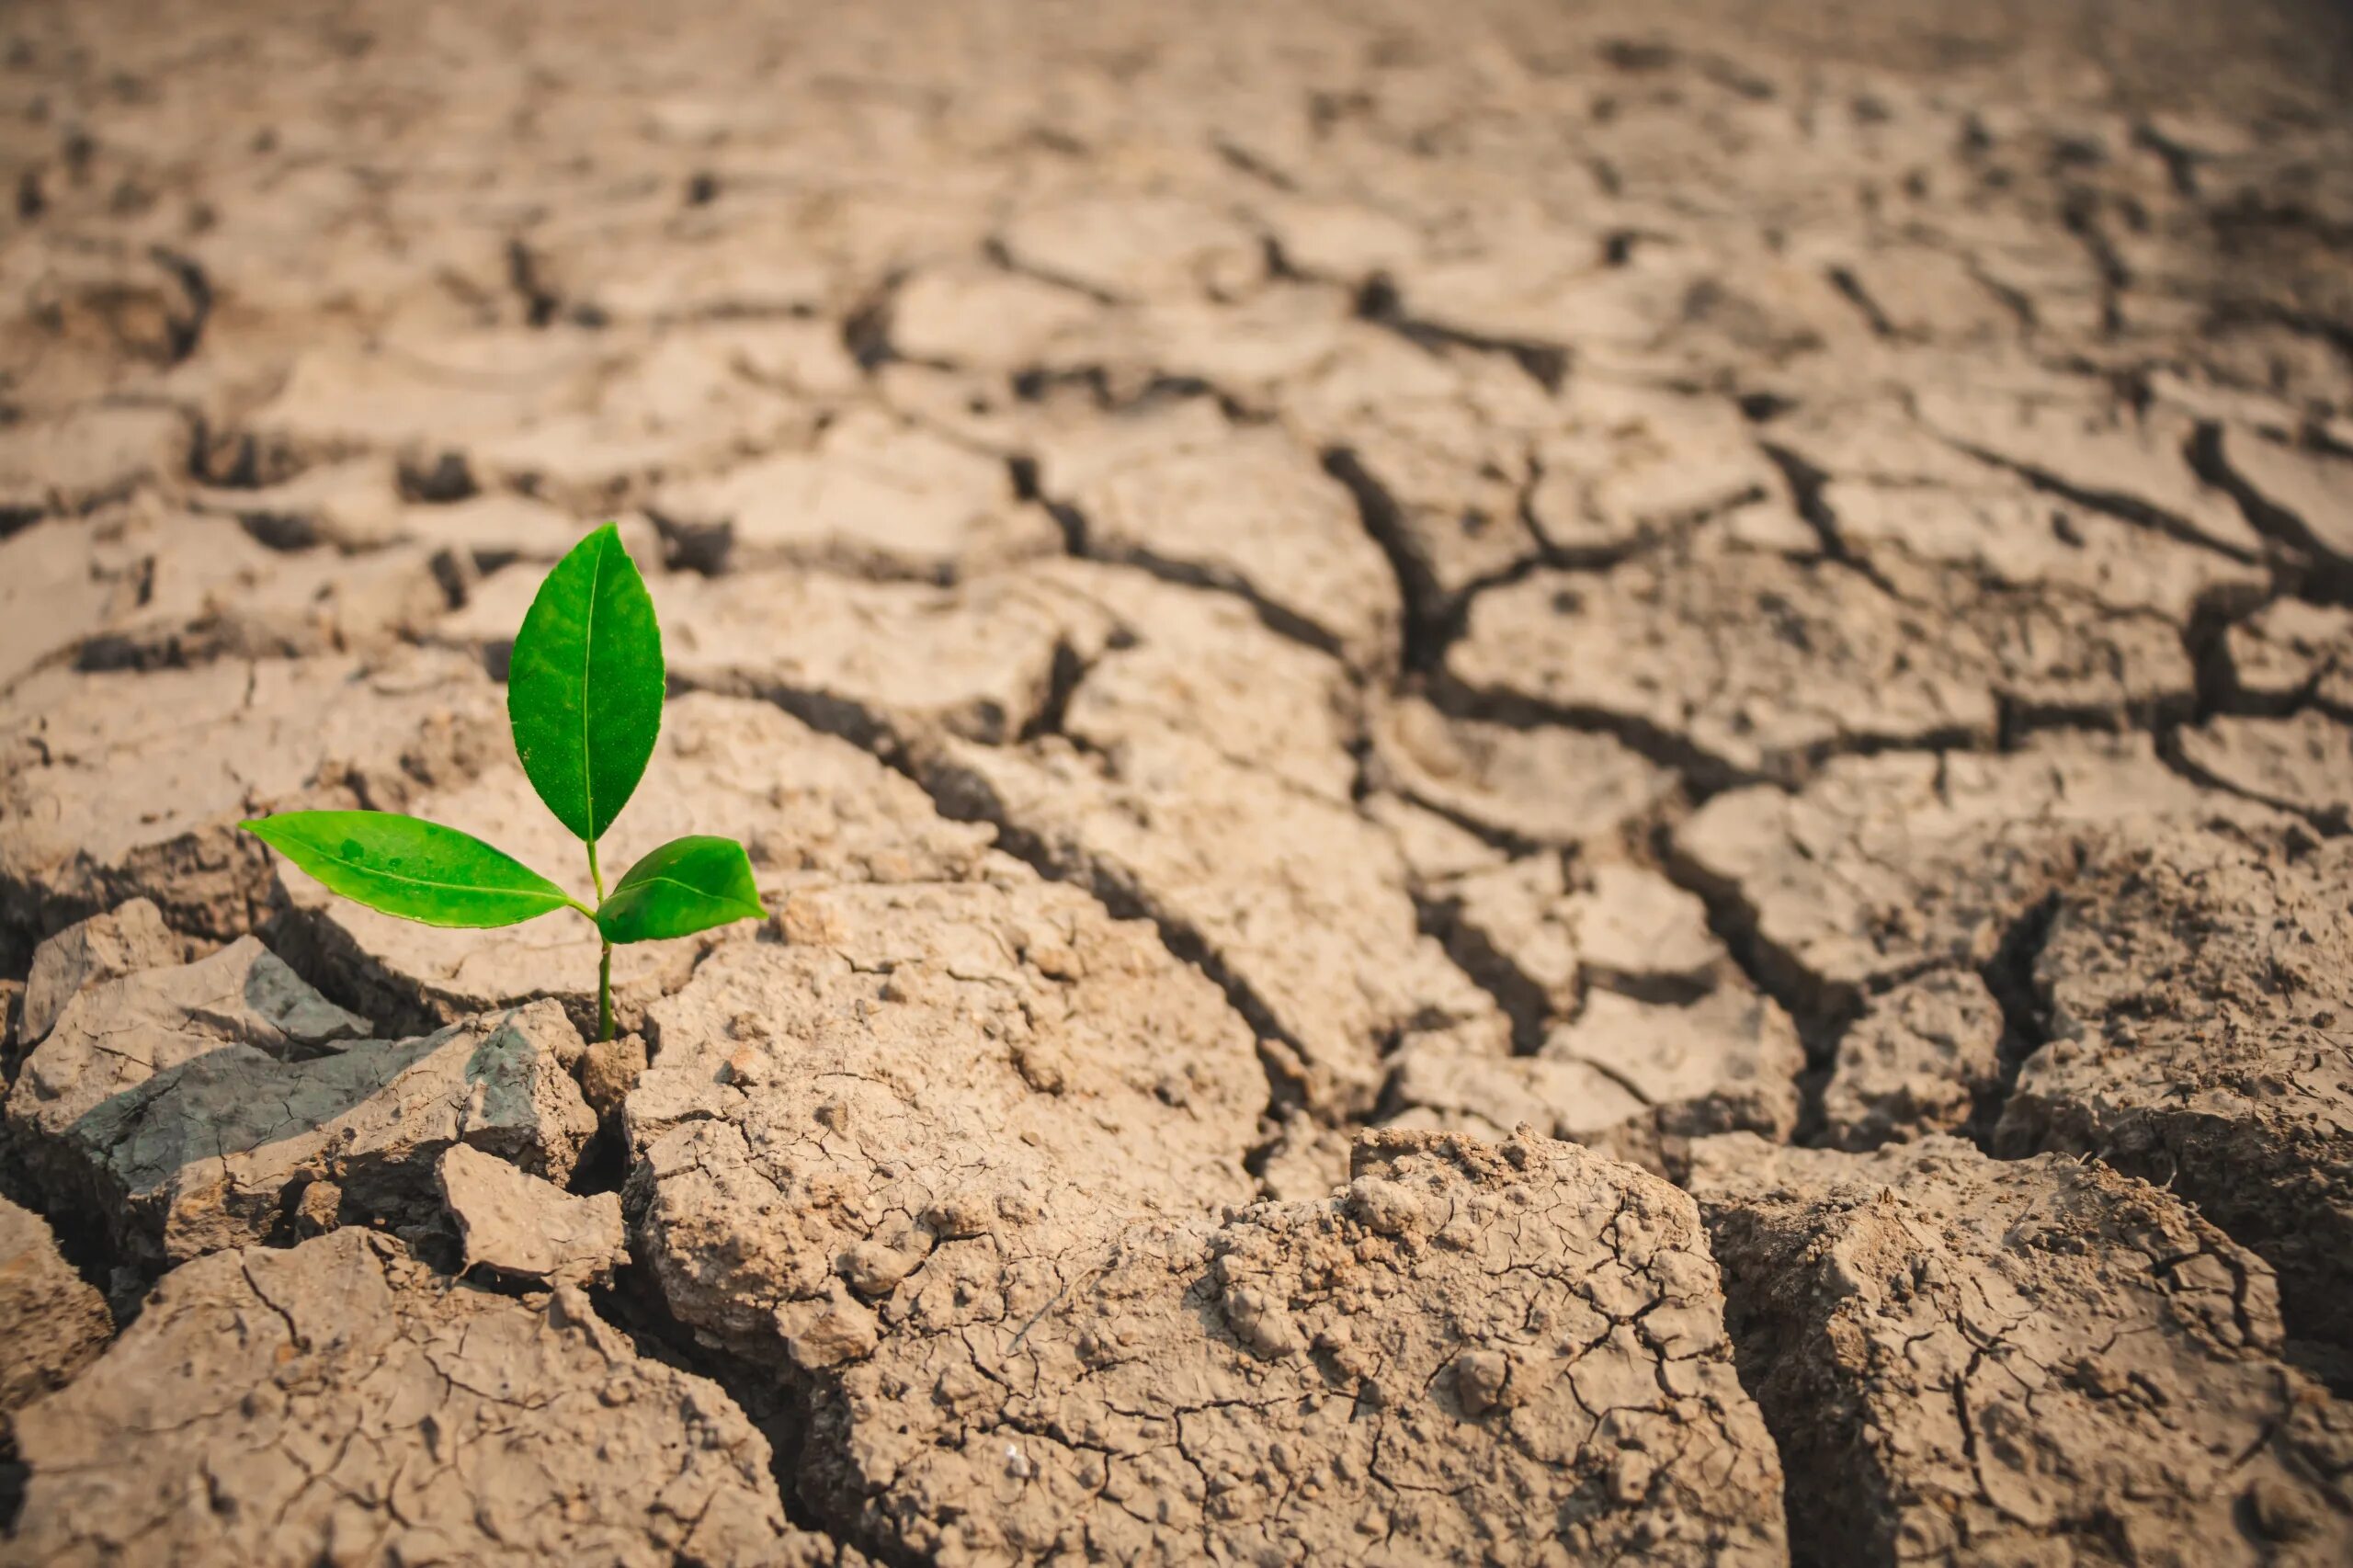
(2, 0, 2352, 1563)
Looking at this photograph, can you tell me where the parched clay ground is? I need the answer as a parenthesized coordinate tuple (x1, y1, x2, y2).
(2, 0, 2352, 1562)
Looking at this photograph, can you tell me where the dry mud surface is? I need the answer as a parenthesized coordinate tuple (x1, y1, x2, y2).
(2, 0, 2351, 1562)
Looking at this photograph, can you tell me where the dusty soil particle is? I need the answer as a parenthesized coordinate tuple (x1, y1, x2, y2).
(1690, 1133, 2353, 1566)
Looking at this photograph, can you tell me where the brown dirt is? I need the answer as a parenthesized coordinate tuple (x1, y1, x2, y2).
(2, 0, 2351, 1562)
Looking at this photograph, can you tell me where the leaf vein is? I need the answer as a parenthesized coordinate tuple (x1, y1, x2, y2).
(311, 857, 563, 904)
(579, 529, 602, 840)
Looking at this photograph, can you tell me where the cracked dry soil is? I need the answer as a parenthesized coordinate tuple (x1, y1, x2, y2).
(2, 1, 2351, 1563)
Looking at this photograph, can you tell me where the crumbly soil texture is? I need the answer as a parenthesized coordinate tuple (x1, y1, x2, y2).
(3, 2, 2352, 1563)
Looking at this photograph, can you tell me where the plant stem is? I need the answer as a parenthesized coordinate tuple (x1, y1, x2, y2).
(586, 839, 611, 1042)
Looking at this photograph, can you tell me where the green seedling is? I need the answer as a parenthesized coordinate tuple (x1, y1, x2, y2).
(242, 524, 762, 1041)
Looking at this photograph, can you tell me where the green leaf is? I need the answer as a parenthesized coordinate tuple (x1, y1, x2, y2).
(597, 836, 764, 944)
(243, 812, 576, 928)
(507, 522, 664, 843)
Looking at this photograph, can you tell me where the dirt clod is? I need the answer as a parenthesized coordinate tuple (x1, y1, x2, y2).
(805, 1130, 1790, 1564)
(7, 1229, 795, 1565)
(1997, 824, 2353, 1364)
(1690, 1133, 2353, 1566)
(0, 1195, 111, 1416)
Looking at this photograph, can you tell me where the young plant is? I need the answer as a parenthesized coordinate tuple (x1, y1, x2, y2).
(242, 524, 762, 1041)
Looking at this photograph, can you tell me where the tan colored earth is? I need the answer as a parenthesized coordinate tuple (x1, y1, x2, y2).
(3, 1, 2351, 1562)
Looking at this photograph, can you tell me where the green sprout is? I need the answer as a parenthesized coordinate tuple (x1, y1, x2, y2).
(243, 524, 762, 1041)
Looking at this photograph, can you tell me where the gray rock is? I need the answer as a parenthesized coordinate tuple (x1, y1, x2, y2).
(7, 946, 591, 1274)
(9, 937, 371, 1139)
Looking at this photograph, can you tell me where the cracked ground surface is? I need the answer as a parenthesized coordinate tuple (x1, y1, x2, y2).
(1, 0, 2351, 1562)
